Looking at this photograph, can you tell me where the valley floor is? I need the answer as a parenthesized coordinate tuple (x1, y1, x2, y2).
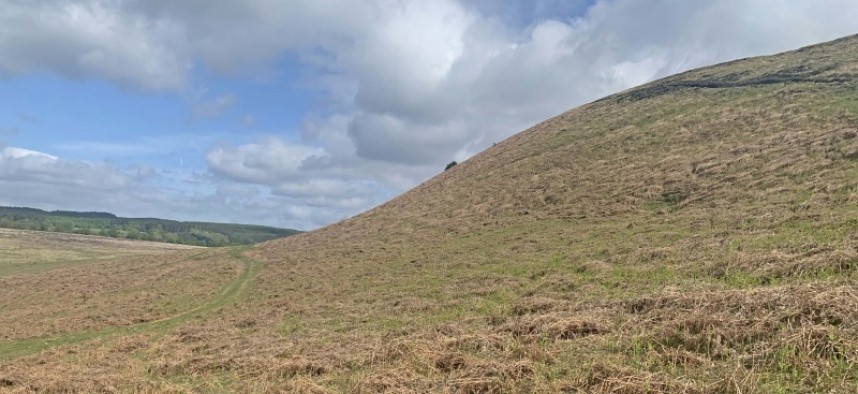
(1, 215, 857, 393)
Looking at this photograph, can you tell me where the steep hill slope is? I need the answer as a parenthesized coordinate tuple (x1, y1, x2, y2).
(3, 35, 858, 393)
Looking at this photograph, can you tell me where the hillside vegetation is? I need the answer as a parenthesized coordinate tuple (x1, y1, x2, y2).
(2, 35, 858, 393)
(0, 206, 300, 247)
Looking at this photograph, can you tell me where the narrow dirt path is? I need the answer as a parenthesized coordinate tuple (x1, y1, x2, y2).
(0, 247, 261, 362)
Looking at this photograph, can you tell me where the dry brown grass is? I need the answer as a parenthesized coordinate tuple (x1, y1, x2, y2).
(0, 250, 237, 340)
(0, 228, 198, 269)
(3, 35, 858, 393)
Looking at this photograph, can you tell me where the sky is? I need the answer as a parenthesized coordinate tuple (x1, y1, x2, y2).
(1, 0, 857, 230)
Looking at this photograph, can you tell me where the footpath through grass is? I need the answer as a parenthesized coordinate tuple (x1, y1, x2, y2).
(0, 247, 261, 362)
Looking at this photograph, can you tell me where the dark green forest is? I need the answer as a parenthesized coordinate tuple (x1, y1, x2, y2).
(0, 206, 301, 247)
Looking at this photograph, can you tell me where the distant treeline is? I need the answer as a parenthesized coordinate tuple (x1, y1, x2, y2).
(0, 206, 301, 247)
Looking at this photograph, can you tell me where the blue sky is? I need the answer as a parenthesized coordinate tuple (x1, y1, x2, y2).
(0, 57, 309, 166)
(1, 0, 857, 230)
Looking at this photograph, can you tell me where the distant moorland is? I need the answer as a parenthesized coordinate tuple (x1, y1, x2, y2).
(0, 206, 300, 247)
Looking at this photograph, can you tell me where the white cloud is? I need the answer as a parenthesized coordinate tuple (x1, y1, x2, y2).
(1, 147, 58, 160)
(205, 137, 400, 225)
(0, 0, 189, 90)
(0, 146, 128, 189)
(0, 145, 337, 229)
(206, 138, 327, 184)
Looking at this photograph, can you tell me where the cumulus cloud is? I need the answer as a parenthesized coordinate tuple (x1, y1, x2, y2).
(0, 147, 175, 219)
(0, 145, 336, 229)
(214, 0, 858, 173)
(206, 137, 399, 223)
(207, 138, 327, 184)
(0, 146, 128, 189)
(0, 0, 189, 90)
(1, 147, 58, 160)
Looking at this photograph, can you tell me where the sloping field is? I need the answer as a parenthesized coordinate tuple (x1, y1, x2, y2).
(0, 231, 252, 363)
(0, 228, 199, 272)
(2, 35, 858, 392)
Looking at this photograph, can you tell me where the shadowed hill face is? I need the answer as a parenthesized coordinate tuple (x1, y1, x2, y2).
(4, 35, 858, 393)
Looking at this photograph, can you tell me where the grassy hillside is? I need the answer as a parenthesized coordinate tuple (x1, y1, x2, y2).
(2, 34, 858, 392)
(0, 206, 301, 247)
